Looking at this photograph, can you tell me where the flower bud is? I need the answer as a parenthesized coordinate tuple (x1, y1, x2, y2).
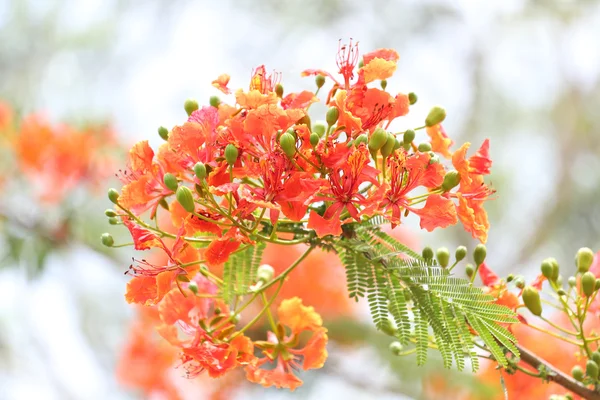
(368, 128, 388, 152)
(557, 289, 567, 296)
(176, 186, 196, 213)
(403, 129, 415, 144)
(436, 247, 450, 268)
(257, 264, 275, 282)
(568, 276, 577, 287)
(543, 257, 559, 281)
(572, 365, 584, 381)
(309, 132, 320, 147)
(428, 151, 440, 164)
(275, 84, 284, 98)
(108, 188, 120, 204)
(393, 138, 403, 150)
(358, 58, 364, 68)
(108, 217, 118, 225)
(231, 314, 241, 324)
(577, 247, 595, 273)
(389, 341, 403, 356)
(159, 198, 169, 210)
(380, 133, 397, 157)
(425, 106, 446, 127)
(101, 233, 114, 247)
(315, 75, 326, 88)
(158, 126, 169, 141)
(209, 96, 221, 108)
(104, 209, 117, 218)
(279, 132, 297, 158)
(455, 246, 467, 262)
(408, 92, 418, 105)
(582, 271, 596, 297)
(184, 98, 199, 116)
(194, 162, 207, 180)
(326, 106, 339, 126)
(380, 79, 388, 90)
(313, 122, 326, 137)
(473, 244, 487, 266)
(417, 142, 432, 152)
(588, 360, 599, 380)
(380, 318, 398, 337)
(355, 134, 368, 146)
(465, 264, 475, 278)
(522, 285, 542, 316)
(441, 171, 461, 192)
(422, 246, 434, 260)
(593, 352, 600, 366)
(188, 281, 199, 295)
(540, 259, 554, 280)
(506, 274, 514, 283)
(225, 144, 238, 165)
(514, 277, 525, 289)
(596, 279, 600, 291)
(163, 173, 178, 192)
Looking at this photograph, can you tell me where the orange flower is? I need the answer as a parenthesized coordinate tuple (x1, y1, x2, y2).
(426, 124, 453, 158)
(245, 297, 328, 390)
(358, 48, 400, 85)
(212, 74, 232, 94)
(453, 175, 494, 243)
(452, 139, 492, 186)
(412, 193, 458, 231)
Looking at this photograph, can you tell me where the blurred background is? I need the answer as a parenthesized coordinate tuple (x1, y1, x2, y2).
(1, 0, 600, 399)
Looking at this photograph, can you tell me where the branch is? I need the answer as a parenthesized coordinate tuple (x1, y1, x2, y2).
(515, 343, 600, 400)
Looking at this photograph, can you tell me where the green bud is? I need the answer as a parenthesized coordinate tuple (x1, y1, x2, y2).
(309, 132, 320, 147)
(568, 276, 577, 287)
(163, 173, 178, 192)
(425, 106, 446, 127)
(101, 233, 114, 247)
(355, 134, 368, 146)
(402, 141, 411, 151)
(104, 209, 117, 218)
(108, 188, 120, 204)
(184, 98, 199, 116)
(158, 126, 169, 141)
(209, 96, 221, 108)
(595, 279, 600, 291)
(380, 133, 397, 158)
(275, 83, 284, 98)
(408, 92, 418, 105)
(428, 151, 440, 164)
(473, 244, 487, 266)
(176, 186, 195, 213)
(417, 142, 432, 152)
(231, 314, 241, 324)
(543, 257, 559, 281)
(514, 277, 525, 289)
(465, 264, 475, 278)
(380, 318, 398, 337)
(315, 75, 326, 89)
(506, 273, 514, 283)
(587, 360, 599, 380)
(577, 247, 595, 273)
(582, 271, 596, 297)
(368, 128, 388, 152)
(224, 144, 239, 165)
(159, 198, 169, 211)
(455, 246, 467, 262)
(279, 132, 297, 158)
(441, 171, 461, 192)
(257, 264, 275, 282)
(313, 122, 326, 137)
(540, 259, 554, 280)
(557, 288, 567, 296)
(108, 217, 118, 225)
(522, 285, 543, 316)
(593, 352, 600, 366)
(572, 365, 584, 381)
(389, 341, 403, 356)
(393, 138, 403, 150)
(436, 247, 450, 268)
(346, 140, 354, 148)
(358, 58, 364, 68)
(403, 129, 415, 144)
(188, 281, 199, 295)
(380, 79, 388, 90)
(422, 246, 434, 260)
(194, 162, 207, 180)
(326, 107, 339, 126)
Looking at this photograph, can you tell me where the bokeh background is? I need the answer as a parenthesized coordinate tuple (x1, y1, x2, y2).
(1, 0, 600, 399)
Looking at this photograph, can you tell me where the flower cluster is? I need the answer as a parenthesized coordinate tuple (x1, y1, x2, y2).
(106, 41, 495, 390)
